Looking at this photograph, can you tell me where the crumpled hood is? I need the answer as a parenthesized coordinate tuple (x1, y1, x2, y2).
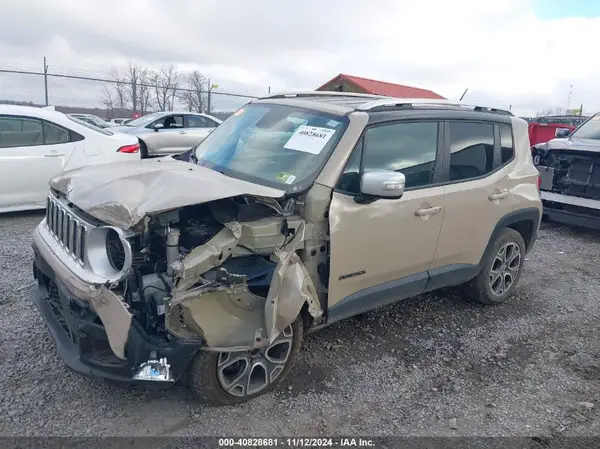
(50, 158, 285, 230)
(539, 137, 600, 153)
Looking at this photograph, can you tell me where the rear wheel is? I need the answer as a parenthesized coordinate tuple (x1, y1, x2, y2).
(465, 228, 525, 305)
(188, 315, 303, 405)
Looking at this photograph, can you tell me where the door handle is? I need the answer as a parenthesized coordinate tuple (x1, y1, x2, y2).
(44, 152, 65, 157)
(488, 189, 509, 201)
(415, 206, 442, 216)
(178, 130, 187, 134)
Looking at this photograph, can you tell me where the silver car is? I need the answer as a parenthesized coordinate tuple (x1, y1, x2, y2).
(111, 111, 222, 158)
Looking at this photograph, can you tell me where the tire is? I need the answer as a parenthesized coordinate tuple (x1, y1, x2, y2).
(188, 315, 303, 405)
(465, 228, 526, 305)
(139, 140, 149, 159)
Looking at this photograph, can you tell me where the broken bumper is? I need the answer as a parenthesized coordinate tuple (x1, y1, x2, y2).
(541, 191, 600, 229)
(31, 230, 201, 387)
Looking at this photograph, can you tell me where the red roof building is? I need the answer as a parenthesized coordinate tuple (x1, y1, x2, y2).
(316, 73, 445, 100)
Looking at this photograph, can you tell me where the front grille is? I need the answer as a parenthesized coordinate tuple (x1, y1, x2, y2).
(46, 196, 88, 265)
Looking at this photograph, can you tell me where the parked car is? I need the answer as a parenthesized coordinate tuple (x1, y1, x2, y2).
(108, 118, 130, 126)
(68, 113, 112, 129)
(532, 113, 600, 228)
(0, 105, 141, 213)
(31, 92, 541, 405)
(110, 111, 222, 158)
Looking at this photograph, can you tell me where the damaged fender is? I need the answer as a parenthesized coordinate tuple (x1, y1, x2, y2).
(167, 222, 323, 351)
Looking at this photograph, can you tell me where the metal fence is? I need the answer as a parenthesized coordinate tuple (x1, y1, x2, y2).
(0, 65, 259, 119)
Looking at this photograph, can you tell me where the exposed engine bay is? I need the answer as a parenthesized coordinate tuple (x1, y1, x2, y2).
(102, 194, 323, 353)
(533, 148, 600, 200)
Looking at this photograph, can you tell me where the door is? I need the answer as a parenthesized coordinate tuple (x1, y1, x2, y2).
(144, 114, 185, 155)
(0, 116, 74, 210)
(184, 114, 218, 147)
(328, 120, 445, 320)
(430, 121, 515, 272)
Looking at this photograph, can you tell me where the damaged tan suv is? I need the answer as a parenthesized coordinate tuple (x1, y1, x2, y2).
(31, 92, 542, 405)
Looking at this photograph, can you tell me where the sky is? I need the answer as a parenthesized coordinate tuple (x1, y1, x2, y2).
(0, 0, 599, 115)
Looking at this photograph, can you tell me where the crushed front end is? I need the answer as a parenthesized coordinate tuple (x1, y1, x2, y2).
(534, 145, 600, 229)
(31, 188, 323, 387)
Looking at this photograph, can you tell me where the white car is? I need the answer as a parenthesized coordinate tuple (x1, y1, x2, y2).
(108, 118, 130, 126)
(0, 105, 141, 213)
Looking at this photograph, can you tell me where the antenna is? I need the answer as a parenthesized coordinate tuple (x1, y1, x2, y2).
(459, 88, 468, 101)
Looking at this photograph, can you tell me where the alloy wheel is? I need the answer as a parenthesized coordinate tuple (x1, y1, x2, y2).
(216, 325, 294, 397)
(489, 241, 521, 296)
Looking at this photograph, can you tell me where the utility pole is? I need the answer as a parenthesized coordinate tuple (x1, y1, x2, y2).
(43, 56, 49, 106)
(207, 79, 218, 113)
(207, 78, 211, 113)
(567, 84, 573, 111)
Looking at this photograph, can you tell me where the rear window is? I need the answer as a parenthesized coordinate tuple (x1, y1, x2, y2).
(67, 116, 114, 135)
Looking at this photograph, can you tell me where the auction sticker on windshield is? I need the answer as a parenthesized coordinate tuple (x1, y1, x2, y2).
(283, 125, 336, 155)
(276, 172, 296, 184)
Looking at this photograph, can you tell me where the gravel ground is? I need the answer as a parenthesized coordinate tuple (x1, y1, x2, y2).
(0, 211, 599, 438)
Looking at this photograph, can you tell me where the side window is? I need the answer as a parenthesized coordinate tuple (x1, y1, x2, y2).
(43, 122, 70, 145)
(448, 122, 494, 181)
(499, 124, 514, 164)
(155, 115, 183, 129)
(187, 115, 208, 128)
(0, 117, 43, 148)
(336, 121, 439, 193)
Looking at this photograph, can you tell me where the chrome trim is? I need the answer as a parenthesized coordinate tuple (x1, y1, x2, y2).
(42, 193, 136, 283)
(46, 194, 93, 266)
(38, 221, 120, 285)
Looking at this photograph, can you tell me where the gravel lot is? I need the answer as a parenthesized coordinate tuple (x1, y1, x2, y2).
(0, 211, 599, 438)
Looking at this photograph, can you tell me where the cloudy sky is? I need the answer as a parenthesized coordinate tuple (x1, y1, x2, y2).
(1, 0, 599, 115)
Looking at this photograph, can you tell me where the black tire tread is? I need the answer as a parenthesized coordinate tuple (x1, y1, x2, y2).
(465, 227, 526, 305)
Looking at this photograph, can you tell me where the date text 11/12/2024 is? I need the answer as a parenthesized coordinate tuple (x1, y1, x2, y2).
(218, 438, 376, 447)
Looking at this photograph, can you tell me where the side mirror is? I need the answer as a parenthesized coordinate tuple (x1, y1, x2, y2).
(360, 170, 406, 198)
(555, 128, 571, 138)
(153, 123, 164, 132)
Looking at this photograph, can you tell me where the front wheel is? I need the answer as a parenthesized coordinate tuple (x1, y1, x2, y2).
(188, 315, 303, 405)
(465, 228, 526, 305)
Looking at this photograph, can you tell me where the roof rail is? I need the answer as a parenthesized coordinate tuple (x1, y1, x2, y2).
(258, 90, 383, 100)
(356, 97, 514, 116)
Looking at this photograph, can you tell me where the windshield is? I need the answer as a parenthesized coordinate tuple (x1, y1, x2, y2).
(571, 114, 600, 140)
(193, 103, 349, 191)
(67, 116, 114, 135)
(124, 112, 166, 127)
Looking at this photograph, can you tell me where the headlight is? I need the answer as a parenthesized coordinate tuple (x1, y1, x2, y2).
(86, 226, 133, 282)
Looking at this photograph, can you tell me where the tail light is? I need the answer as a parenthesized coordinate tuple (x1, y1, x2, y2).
(117, 143, 140, 153)
(537, 174, 541, 190)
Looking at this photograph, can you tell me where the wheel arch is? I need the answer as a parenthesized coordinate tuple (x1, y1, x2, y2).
(479, 207, 541, 268)
(138, 138, 149, 158)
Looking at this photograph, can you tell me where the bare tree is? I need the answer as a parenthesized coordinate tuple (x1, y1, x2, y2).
(138, 68, 152, 115)
(150, 65, 181, 111)
(179, 70, 208, 112)
(102, 86, 116, 115)
(537, 107, 566, 117)
(106, 68, 129, 111)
